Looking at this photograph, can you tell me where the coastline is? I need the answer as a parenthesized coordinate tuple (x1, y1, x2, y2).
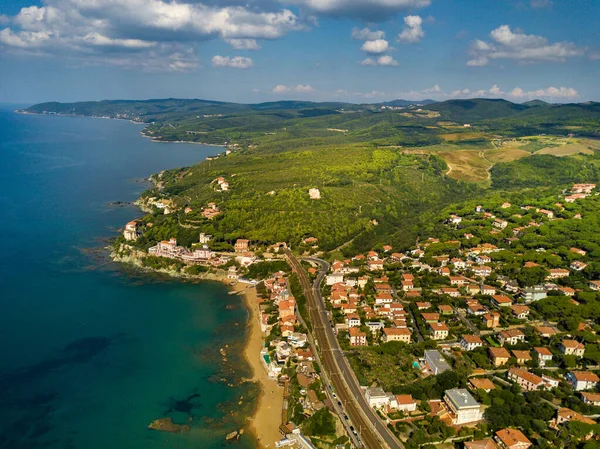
(16, 110, 226, 148)
(111, 249, 284, 447)
(234, 280, 285, 448)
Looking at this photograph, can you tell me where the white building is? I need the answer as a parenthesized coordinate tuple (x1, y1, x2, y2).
(365, 387, 390, 409)
(566, 371, 600, 391)
(444, 389, 483, 425)
(326, 272, 344, 285)
(309, 188, 321, 200)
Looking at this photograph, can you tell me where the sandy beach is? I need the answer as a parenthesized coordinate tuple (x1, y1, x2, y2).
(232, 282, 285, 448)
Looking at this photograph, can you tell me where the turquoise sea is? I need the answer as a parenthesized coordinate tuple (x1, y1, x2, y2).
(0, 107, 257, 449)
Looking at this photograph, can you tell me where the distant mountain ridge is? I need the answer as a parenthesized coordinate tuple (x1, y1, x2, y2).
(22, 97, 600, 125)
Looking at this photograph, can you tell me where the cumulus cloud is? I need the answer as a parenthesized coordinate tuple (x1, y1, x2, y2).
(360, 39, 389, 54)
(402, 84, 578, 101)
(272, 84, 315, 94)
(0, 0, 306, 70)
(226, 39, 260, 50)
(360, 55, 399, 66)
(397, 15, 424, 43)
(351, 27, 385, 41)
(509, 86, 578, 99)
(285, 0, 430, 20)
(211, 55, 253, 68)
(467, 25, 585, 66)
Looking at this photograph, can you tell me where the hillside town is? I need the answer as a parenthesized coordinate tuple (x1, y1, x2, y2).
(117, 182, 600, 448)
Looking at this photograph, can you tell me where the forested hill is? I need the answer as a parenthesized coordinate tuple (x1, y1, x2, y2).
(24, 95, 600, 253)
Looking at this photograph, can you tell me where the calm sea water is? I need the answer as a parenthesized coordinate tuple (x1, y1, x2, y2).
(0, 108, 257, 449)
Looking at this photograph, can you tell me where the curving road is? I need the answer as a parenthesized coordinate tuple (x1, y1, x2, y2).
(284, 250, 404, 449)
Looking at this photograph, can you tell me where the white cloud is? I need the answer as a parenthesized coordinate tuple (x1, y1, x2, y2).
(272, 84, 315, 94)
(212, 55, 253, 68)
(351, 27, 384, 41)
(225, 39, 260, 50)
(467, 56, 489, 66)
(467, 25, 585, 66)
(422, 84, 441, 93)
(285, 0, 430, 20)
(360, 55, 399, 66)
(397, 15, 424, 43)
(0, 0, 306, 70)
(390, 84, 578, 102)
(360, 39, 389, 54)
(509, 86, 579, 99)
(489, 84, 503, 95)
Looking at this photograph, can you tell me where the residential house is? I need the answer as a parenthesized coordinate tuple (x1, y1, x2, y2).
(123, 221, 139, 241)
(481, 285, 497, 295)
(469, 378, 496, 393)
(450, 276, 468, 286)
(489, 347, 511, 367)
(421, 312, 440, 323)
(382, 328, 411, 343)
(444, 389, 484, 425)
(570, 261, 588, 271)
(533, 347, 553, 367)
(365, 387, 389, 409)
(555, 407, 597, 426)
(493, 218, 508, 230)
(589, 280, 600, 291)
(367, 260, 384, 271)
(461, 335, 484, 351)
(570, 247, 587, 256)
(348, 328, 367, 346)
(511, 350, 532, 365)
(468, 301, 487, 316)
(548, 269, 570, 280)
(416, 302, 432, 310)
(484, 312, 501, 328)
(521, 287, 547, 302)
(511, 305, 530, 319)
(424, 349, 451, 375)
(394, 394, 417, 412)
(326, 272, 344, 285)
(440, 287, 461, 297)
(536, 326, 558, 338)
(566, 371, 600, 391)
(508, 368, 545, 392)
(476, 255, 492, 265)
(438, 304, 454, 315)
(401, 280, 414, 291)
(492, 295, 513, 307)
(559, 340, 585, 357)
(346, 314, 361, 328)
(580, 392, 600, 406)
(234, 239, 249, 252)
(429, 322, 449, 340)
(494, 428, 532, 449)
(464, 439, 499, 449)
(572, 183, 596, 194)
(375, 293, 393, 305)
(467, 284, 481, 295)
(473, 266, 492, 277)
(498, 329, 526, 346)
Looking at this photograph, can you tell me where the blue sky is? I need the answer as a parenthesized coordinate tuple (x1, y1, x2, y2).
(0, 0, 598, 104)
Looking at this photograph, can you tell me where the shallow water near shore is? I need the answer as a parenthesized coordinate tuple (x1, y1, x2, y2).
(0, 107, 257, 449)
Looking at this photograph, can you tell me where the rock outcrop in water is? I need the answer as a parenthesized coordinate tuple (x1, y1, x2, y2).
(147, 418, 190, 433)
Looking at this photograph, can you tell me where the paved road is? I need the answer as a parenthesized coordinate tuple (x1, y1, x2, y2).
(285, 251, 404, 449)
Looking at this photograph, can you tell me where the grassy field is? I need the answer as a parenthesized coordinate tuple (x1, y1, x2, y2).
(440, 132, 486, 142)
(537, 142, 595, 156)
(438, 150, 492, 182)
(485, 148, 531, 164)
